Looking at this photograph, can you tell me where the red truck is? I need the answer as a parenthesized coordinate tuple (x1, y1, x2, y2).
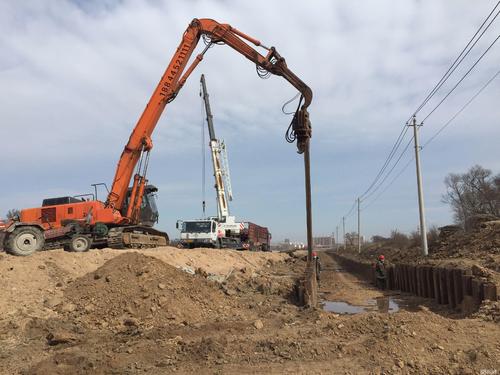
(240, 222, 271, 251)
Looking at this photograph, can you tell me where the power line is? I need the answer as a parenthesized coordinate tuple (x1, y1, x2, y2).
(339, 3, 500, 235)
(422, 31, 500, 122)
(362, 67, 500, 210)
(411, 1, 500, 119)
(362, 155, 414, 211)
(359, 125, 410, 200)
(423, 67, 500, 149)
(343, 199, 357, 219)
(361, 135, 414, 203)
(360, 4, 500, 202)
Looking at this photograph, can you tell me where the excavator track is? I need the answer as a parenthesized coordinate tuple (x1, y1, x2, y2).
(107, 228, 125, 249)
(107, 226, 169, 249)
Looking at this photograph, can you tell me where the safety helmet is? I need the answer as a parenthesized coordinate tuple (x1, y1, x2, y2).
(312, 251, 318, 257)
(378, 255, 385, 261)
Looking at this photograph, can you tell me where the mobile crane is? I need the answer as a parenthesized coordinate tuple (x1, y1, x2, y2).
(201, 73, 233, 222)
(178, 75, 272, 250)
(1, 18, 312, 256)
(177, 74, 242, 249)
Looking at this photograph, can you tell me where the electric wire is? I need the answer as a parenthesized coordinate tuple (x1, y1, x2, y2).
(358, 125, 410, 200)
(410, 1, 500, 119)
(362, 156, 415, 211)
(360, 3, 500, 202)
(362, 67, 500, 211)
(422, 67, 500, 149)
(344, 199, 357, 219)
(360, 1, 500, 203)
(422, 31, 500, 122)
(337, 128, 412, 227)
(361, 135, 415, 203)
(337, 3, 500, 227)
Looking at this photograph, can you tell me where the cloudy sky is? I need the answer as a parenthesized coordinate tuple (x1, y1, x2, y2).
(1, 0, 499, 243)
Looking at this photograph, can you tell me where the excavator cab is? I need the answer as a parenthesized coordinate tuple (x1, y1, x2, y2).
(122, 185, 160, 227)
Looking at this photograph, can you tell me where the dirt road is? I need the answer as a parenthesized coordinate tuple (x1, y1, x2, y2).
(0, 248, 499, 374)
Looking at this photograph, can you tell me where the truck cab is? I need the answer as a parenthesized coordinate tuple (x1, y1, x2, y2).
(177, 219, 219, 248)
(177, 216, 242, 249)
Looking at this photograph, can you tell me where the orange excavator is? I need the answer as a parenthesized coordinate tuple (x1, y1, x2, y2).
(1, 18, 312, 256)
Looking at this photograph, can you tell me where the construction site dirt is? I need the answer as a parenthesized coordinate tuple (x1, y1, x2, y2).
(343, 221, 500, 271)
(1, 247, 499, 374)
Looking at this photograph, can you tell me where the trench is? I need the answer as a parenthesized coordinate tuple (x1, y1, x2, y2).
(319, 251, 497, 315)
(317, 253, 416, 315)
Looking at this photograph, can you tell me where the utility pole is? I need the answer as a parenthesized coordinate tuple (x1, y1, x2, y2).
(410, 116, 428, 256)
(342, 216, 346, 249)
(336, 225, 339, 250)
(357, 198, 361, 253)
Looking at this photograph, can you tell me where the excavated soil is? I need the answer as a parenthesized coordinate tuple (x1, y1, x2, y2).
(62, 252, 237, 329)
(349, 221, 500, 268)
(341, 221, 500, 288)
(0, 246, 288, 320)
(0, 248, 499, 374)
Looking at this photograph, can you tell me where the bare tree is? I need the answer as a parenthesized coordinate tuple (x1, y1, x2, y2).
(442, 165, 499, 229)
(390, 229, 410, 249)
(345, 232, 358, 246)
(409, 230, 421, 247)
(427, 225, 440, 247)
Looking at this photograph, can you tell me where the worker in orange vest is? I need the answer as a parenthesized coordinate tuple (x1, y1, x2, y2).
(375, 255, 387, 290)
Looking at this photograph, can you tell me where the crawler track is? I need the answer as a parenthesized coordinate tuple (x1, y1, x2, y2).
(107, 226, 169, 249)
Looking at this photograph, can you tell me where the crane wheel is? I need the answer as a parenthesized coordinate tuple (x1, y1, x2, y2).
(6, 226, 45, 256)
(68, 235, 91, 253)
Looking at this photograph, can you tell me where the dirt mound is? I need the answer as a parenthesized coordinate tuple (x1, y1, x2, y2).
(431, 221, 500, 267)
(347, 243, 422, 264)
(473, 300, 500, 323)
(343, 221, 500, 272)
(62, 252, 236, 329)
(0, 247, 288, 322)
(4, 249, 500, 374)
(218, 269, 294, 302)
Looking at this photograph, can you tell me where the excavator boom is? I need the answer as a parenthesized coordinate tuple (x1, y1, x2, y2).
(106, 18, 312, 219)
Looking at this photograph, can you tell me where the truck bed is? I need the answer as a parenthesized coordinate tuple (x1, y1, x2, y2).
(241, 222, 271, 251)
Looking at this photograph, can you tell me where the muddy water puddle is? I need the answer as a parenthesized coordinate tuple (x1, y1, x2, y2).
(322, 296, 404, 314)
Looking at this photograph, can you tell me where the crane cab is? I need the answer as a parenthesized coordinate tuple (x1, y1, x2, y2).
(122, 184, 160, 227)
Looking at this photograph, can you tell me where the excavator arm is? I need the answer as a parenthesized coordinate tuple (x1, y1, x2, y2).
(106, 18, 313, 223)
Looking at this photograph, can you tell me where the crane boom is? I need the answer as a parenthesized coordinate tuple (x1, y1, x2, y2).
(105, 18, 312, 223)
(200, 74, 217, 142)
(200, 74, 230, 220)
(220, 141, 233, 202)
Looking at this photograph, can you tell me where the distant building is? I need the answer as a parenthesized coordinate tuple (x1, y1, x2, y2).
(345, 233, 365, 246)
(272, 239, 305, 251)
(313, 235, 335, 248)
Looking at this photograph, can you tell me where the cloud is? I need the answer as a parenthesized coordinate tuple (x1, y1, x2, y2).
(0, 0, 499, 241)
